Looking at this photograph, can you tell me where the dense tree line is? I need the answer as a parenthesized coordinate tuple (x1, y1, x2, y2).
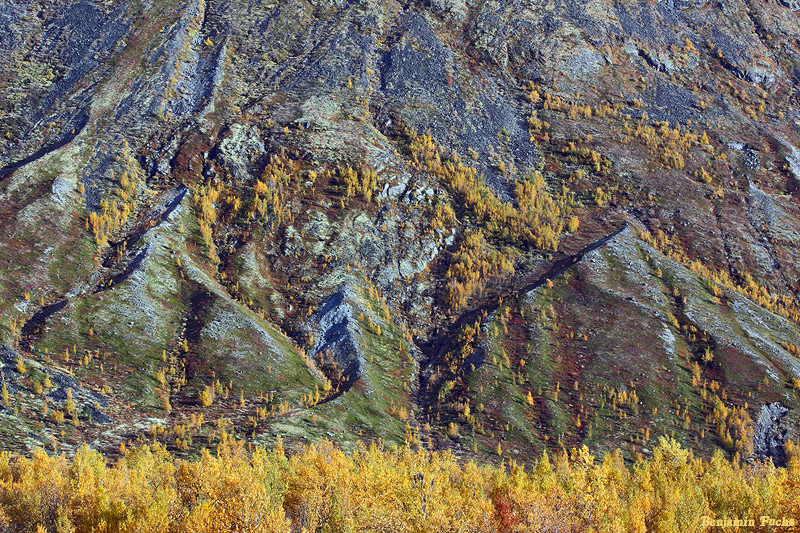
(0, 436, 796, 532)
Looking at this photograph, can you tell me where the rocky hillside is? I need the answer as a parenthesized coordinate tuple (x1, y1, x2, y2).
(1, 0, 800, 465)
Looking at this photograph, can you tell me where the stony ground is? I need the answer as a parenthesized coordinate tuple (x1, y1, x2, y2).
(0, 0, 799, 465)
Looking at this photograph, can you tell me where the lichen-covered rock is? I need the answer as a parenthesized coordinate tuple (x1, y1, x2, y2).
(753, 402, 789, 466)
(305, 287, 365, 387)
(0, 0, 800, 463)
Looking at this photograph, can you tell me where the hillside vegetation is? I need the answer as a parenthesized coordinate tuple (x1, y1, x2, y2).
(0, 437, 798, 532)
(1, 0, 800, 489)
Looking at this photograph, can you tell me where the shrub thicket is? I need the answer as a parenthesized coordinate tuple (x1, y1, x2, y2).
(0, 436, 796, 532)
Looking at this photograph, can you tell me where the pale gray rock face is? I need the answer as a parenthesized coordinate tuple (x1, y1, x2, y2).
(1, 0, 800, 461)
(304, 286, 365, 388)
(781, 140, 800, 185)
(218, 124, 265, 181)
(753, 402, 789, 466)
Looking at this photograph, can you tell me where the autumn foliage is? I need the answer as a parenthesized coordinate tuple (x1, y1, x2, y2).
(408, 132, 572, 251)
(444, 232, 515, 310)
(638, 228, 800, 327)
(88, 147, 141, 247)
(0, 436, 797, 532)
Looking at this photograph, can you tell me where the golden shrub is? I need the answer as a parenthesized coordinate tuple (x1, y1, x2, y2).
(0, 437, 795, 532)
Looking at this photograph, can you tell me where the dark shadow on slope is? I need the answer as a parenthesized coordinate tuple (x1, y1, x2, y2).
(20, 300, 68, 348)
(103, 185, 188, 268)
(96, 244, 150, 292)
(21, 185, 187, 347)
(0, 110, 89, 181)
(418, 224, 628, 403)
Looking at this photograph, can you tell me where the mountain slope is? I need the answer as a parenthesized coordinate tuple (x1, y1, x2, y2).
(0, 0, 799, 464)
